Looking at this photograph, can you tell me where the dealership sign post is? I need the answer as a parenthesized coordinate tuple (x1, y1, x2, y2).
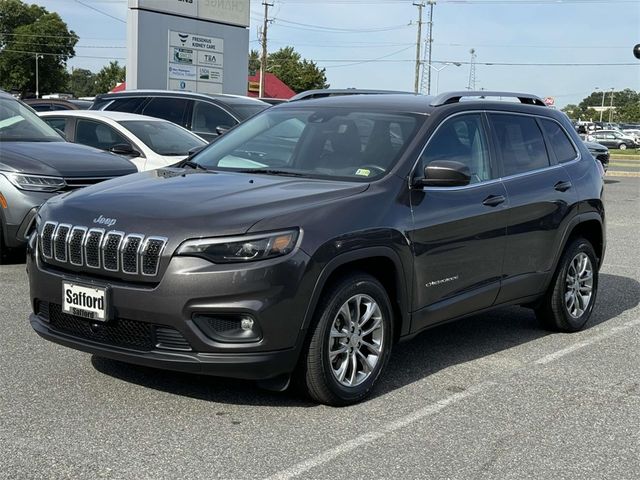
(127, 0, 249, 95)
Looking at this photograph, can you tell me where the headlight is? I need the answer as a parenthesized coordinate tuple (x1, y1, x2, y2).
(4, 172, 66, 192)
(177, 229, 300, 264)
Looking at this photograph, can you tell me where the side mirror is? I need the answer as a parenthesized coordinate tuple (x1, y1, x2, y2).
(110, 144, 140, 157)
(415, 160, 471, 187)
(215, 125, 231, 136)
(188, 145, 205, 157)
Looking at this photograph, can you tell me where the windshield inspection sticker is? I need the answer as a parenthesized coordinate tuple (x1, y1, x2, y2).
(355, 168, 371, 177)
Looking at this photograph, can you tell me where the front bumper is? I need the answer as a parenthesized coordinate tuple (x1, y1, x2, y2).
(28, 246, 316, 380)
(30, 313, 299, 379)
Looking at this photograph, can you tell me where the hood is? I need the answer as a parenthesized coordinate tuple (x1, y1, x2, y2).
(0, 141, 137, 177)
(41, 168, 369, 238)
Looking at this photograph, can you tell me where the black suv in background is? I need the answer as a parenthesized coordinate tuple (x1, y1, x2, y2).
(90, 90, 269, 142)
(29, 91, 605, 405)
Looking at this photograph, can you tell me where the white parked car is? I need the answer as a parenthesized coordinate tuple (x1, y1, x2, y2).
(622, 129, 640, 144)
(39, 110, 208, 171)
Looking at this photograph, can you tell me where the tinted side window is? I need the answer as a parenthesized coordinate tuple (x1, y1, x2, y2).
(490, 114, 550, 176)
(43, 118, 67, 133)
(419, 113, 493, 183)
(76, 120, 129, 151)
(30, 103, 51, 112)
(540, 119, 577, 163)
(142, 97, 190, 126)
(191, 101, 237, 134)
(105, 97, 147, 114)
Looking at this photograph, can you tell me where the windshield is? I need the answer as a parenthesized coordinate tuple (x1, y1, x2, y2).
(119, 120, 207, 156)
(192, 107, 421, 181)
(0, 98, 64, 142)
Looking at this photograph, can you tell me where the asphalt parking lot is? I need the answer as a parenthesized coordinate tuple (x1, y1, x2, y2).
(1, 176, 639, 480)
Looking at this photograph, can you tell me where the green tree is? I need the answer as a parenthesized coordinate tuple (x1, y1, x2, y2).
(0, 0, 77, 96)
(94, 61, 126, 94)
(567, 89, 640, 122)
(249, 46, 329, 93)
(68, 68, 96, 97)
(248, 49, 260, 76)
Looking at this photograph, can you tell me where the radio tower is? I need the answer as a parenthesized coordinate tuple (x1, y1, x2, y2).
(467, 48, 477, 90)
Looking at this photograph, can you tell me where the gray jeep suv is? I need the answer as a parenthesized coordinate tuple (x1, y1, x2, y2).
(28, 91, 605, 405)
(0, 92, 137, 262)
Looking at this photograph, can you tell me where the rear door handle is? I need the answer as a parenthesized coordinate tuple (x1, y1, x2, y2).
(554, 181, 572, 192)
(482, 194, 506, 207)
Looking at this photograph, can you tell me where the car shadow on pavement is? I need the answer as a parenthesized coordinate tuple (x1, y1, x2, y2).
(91, 273, 640, 407)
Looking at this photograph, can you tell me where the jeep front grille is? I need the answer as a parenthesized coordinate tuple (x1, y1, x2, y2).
(40, 221, 167, 277)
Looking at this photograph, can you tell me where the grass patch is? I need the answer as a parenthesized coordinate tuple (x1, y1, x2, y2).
(609, 149, 640, 157)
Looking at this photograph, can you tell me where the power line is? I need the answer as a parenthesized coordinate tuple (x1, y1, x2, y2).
(73, 0, 126, 24)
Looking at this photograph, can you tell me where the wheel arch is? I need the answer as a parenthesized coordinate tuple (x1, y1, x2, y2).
(301, 246, 411, 343)
(551, 213, 604, 279)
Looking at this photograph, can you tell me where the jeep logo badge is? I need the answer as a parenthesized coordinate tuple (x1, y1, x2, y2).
(93, 215, 117, 227)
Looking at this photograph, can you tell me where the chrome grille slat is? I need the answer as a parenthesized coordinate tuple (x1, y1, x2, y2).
(140, 237, 167, 276)
(68, 227, 87, 266)
(53, 224, 71, 262)
(102, 231, 124, 272)
(41, 222, 57, 259)
(121, 234, 144, 274)
(84, 228, 105, 269)
(39, 223, 165, 278)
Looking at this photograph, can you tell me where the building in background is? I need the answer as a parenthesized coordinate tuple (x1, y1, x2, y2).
(126, 0, 249, 96)
(247, 72, 295, 100)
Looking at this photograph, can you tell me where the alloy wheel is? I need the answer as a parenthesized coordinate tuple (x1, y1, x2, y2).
(565, 252, 594, 318)
(328, 294, 384, 387)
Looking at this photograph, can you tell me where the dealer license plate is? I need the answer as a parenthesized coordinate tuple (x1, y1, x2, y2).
(62, 282, 108, 322)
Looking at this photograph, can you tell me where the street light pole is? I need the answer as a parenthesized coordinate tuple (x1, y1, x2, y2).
(424, 62, 461, 94)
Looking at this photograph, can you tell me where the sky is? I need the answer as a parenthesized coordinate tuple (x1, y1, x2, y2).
(28, 0, 640, 107)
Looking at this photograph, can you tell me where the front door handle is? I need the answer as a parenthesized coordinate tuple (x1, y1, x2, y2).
(554, 181, 572, 192)
(482, 194, 506, 207)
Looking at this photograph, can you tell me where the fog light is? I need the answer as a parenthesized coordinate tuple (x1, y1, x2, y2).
(192, 313, 262, 343)
(241, 317, 254, 331)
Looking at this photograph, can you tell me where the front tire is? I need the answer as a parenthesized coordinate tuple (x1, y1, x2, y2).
(536, 237, 598, 332)
(298, 273, 393, 406)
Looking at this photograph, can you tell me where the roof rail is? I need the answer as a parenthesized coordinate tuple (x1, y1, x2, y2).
(430, 91, 546, 107)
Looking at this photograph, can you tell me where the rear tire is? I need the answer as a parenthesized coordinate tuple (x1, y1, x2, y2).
(296, 273, 393, 406)
(535, 237, 598, 332)
(619, 143, 627, 150)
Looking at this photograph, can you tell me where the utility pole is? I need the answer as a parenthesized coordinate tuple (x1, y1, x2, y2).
(425, 0, 436, 95)
(35, 53, 43, 98)
(259, 1, 273, 99)
(595, 87, 606, 122)
(467, 48, 477, 90)
(413, 2, 425, 94)
(609, 88, 614, 123)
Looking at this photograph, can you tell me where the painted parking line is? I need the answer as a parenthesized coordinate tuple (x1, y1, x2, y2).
(265, 383, 490, 480)
(535, 317, 640, 365)
(265, 316, 640, 480)
(606, 171, 640, 177)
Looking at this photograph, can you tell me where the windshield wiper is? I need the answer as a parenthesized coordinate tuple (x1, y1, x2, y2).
(179, 159, 208, 171)
(236, 169, 305, 177)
